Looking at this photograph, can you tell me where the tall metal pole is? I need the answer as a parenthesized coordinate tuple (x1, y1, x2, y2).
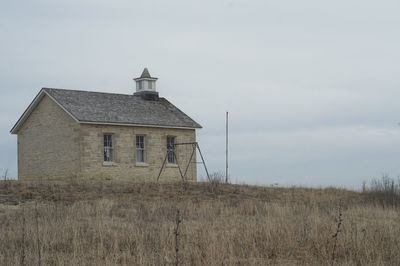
(226, 111, 228, 183)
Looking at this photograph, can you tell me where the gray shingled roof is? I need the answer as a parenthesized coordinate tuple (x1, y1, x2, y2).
(140, 68, 152, 78)
(43, 88, 202, 129)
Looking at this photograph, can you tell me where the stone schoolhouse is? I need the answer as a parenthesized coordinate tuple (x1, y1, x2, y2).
(10, 69, 202, 181)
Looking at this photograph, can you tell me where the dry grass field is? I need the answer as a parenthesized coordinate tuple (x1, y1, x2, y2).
(0, 179, 399, 265)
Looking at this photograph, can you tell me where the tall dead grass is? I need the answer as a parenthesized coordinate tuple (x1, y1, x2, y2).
(0, 180, 399, 265)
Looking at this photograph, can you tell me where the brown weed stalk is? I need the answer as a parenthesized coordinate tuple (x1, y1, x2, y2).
(35, 202, 41, 266)
(174, 209, 182, 266)
(331, 200, 343, 262)
(20, 207, 25, 266)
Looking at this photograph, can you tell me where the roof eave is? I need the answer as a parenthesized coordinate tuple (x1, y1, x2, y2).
(79, 120, 201, 130)
(133, 77, 158, 81)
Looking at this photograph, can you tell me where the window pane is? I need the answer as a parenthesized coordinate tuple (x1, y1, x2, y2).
(167, 136, 176, 164)
(136, 135, 146, 163)
(137, 150, 144, 162)
(136, 136, 144, 149)
(104, 134, 114, 162)
(167, 151, 175, 164)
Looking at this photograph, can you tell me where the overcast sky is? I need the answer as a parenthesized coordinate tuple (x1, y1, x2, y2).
(1, 0, 400, 189)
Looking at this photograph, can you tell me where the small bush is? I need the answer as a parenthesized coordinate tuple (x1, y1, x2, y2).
(362, 174, 400, 207)
(207, 172, 225, 193)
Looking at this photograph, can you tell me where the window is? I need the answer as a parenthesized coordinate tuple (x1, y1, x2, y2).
(137, 81, 142, 91)
(167, 136, 176, 164)
(136, 135, 146, 163)
(148, 81, 153, 90)
(104, 134, 114, 162)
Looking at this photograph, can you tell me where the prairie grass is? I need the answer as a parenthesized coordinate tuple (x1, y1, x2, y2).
(0, 180, 399, 265)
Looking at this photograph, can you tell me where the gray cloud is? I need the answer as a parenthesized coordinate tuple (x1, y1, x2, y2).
(1, 0, 400, 187)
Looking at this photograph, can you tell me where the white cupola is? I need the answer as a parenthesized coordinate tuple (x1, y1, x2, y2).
(133, 68, 159, 100)
(134, 68, 157, 92)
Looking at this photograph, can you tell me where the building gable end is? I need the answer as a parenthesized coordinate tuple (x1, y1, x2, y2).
(10, 89, 80, 134)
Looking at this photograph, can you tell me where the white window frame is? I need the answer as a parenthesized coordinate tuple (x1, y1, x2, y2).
(167, 136, 176, 164)
(104, 134, 114, 162)
(136, 135, 146, 163)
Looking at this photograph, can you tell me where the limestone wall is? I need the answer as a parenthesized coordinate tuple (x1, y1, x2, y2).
(80, 124, 197, 181)
(17, 95, 81, 179)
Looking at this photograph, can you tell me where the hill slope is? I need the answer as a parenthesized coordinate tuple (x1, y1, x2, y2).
(0, 181, 399, 265)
